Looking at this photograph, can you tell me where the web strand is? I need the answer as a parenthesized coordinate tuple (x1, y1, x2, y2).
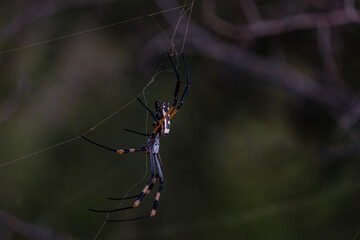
(181, 0, 195, 52)
(167, 1, 190, 54)
(0, 4, 191, 55)
(0, 136, 81, 168)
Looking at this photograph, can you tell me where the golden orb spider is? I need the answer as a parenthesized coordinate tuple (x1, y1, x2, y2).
(81, 53, 190, 222)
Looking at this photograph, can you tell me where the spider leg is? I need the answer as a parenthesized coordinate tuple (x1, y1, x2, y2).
(89, 150, 158, 214)
(107, 194, 139, 201)
(149, 153, 164, 218)
(107, 178, 157, 201)
(170, 53, 191, 119)
(81, 135, 149, 155)
(107, 153, 164, 222)
(81, 135, 117, 153)
(107, 215, 151, 222)
(167, 53, 181, 108)
(136, 97, 158, 124)
(124, 128, 151, 137)
(106, 183, 163, 222)
(89, 177, 156, 213)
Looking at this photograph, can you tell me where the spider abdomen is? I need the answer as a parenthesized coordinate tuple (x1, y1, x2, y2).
(155, 101, 171, 135)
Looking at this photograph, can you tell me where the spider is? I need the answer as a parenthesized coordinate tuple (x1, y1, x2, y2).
(81, 53, 190, 222)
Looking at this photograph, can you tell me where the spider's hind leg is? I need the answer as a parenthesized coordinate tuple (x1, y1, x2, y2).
(105, 178, 163, 222)
(107, 176, 156, 201)
(149, 180, 163, 218)
(89, 152, 158, 215)
(89, 177, 157, 213)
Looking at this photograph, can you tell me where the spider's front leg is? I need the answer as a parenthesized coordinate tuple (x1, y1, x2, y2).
(152, 53, 191, 134)
(168, 53, 191, 119)
(88, 175, 158, 215)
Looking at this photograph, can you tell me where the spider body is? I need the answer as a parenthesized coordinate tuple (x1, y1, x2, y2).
(155, 100, 171, 135)
(81, 53, 190, 222)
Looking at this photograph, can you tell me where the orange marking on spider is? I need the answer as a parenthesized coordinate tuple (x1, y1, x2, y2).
(129, 148, 135, 152)
(155, 192, 161, 201)
(142, 148, 150, 154)
(142, 185, 149, 193)
(133, 200, 140, 208)
(150, 209, 157, 217)
(169, 109, 178, 119)
(117, 149, 124, 154)
(152, 106, 174, 134)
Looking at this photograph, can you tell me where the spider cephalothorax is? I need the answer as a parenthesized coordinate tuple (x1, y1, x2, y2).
(81, 53, 190, 222)
(155, 101, 170, 135)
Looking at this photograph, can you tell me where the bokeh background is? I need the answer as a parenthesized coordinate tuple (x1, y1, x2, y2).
(1, 0, 360, 239)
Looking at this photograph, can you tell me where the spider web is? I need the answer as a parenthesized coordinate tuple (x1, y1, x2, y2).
(0, 1, 194, 239)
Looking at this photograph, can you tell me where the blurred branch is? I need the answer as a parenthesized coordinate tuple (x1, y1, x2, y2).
(0, 210, 75, 240)
(156, 0, 352, 108)
(344, 0, 358, 19)
(321, 142, 358, 164)
(0, 0, 116, 40)
(0, 73, 29, 124)
(153, 0, 360, 144)
(238, 0, 262, 23)
(339, 96, 360, 131)
(316, 23, 343, 86)
(202, 0, 359, 42)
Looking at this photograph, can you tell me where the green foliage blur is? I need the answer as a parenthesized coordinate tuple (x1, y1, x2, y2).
(0, 1, 360, 239)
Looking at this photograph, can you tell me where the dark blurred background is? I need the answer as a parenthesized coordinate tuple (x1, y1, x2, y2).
(1, 0, 360, 239)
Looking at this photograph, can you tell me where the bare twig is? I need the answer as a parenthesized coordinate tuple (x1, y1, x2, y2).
(202, 3, 359, 42)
